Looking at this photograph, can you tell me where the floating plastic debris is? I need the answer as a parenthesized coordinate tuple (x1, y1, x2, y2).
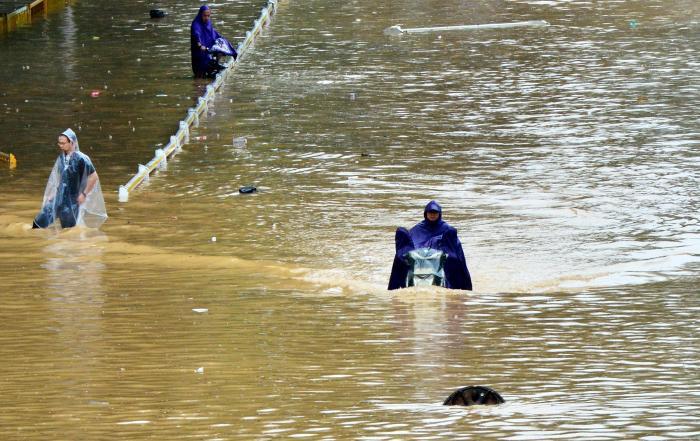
(150, 9, 167, 19)
(629, 19, 639, 29)
(211, 236, 217, 242)
(195, 367, 204, 374)
(192, 308, 209, 313)
(384, 20, 549, 36)
(90, 90, 100, 97)
(233, 136, 247, 147)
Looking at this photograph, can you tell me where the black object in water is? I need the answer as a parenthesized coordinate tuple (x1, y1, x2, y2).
(239, 186, 257, 194)
(150, 9, 167, 19)
(443, 386, 505, 406)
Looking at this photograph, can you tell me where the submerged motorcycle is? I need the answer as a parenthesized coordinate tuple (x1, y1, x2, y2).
(405, 248, 448, 287)
(388, 227, 472, 291)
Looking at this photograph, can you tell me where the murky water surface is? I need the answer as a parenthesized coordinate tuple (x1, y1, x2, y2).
(1, 0, 699, 439)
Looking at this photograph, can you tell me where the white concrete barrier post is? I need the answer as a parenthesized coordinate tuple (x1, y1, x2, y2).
(155, 149, 167, 170)
(179, 121, 190, 143)
(118, 185, 129, 202)
(138, 164, 150, 182)
(188, 108, 199, 127)
(170, 135, 181, 153)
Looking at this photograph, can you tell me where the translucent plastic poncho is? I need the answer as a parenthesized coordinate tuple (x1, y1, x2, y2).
(34, 135, 107, 230)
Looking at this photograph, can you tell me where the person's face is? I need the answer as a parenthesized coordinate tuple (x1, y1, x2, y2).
(426, 210, 439, 222)
(57, 135, 72, 153)
(201, 9, 211, 23)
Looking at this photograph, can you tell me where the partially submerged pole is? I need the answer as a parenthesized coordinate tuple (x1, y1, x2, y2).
(384, 20, 549, 36)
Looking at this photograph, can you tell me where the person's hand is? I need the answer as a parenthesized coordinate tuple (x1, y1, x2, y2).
(78, 191, 87, 205)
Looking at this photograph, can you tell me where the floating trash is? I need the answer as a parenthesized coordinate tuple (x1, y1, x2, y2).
(150, 9, 167, 19)
(90, 90, 100, 97)
(195, 367, 204, 374)
(239, 186, 257, 194)
(211, 236, 217, 242)
(233, 136, 247, 147)
(192, 308, 209, 313)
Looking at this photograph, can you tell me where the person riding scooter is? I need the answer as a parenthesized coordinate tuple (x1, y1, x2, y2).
(388, 200, 472, 290)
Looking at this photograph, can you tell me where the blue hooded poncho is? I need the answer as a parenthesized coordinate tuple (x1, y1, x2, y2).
(190, 5, 236, 77)
(388, 201, 472, 290)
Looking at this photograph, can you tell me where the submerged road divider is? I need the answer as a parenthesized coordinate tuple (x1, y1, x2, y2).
(118, 0, 278, 203)
(384, 20, 549, 36)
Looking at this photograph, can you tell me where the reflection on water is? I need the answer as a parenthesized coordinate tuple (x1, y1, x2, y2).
(60, 6, 77, 80)
(0, 0, 699, 439)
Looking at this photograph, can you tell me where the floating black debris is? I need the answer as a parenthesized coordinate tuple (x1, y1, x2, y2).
(150, 9, 167, 19)
(239, 186, 257, 194)
(443, 386, 505, 406)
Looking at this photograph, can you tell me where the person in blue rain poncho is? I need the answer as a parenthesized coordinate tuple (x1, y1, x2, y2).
(191, 5, 237, 78)
(388, 201, 472, 290)
(32, 129, 107, 230)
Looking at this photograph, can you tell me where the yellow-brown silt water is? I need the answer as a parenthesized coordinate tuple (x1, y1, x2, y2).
(0, 0, 698, 439)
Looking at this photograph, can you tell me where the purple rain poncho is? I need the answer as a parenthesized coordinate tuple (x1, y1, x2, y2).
(33, 129, 107, 230)
(190, 5, 237, 78)
(388, 201, 472, 291)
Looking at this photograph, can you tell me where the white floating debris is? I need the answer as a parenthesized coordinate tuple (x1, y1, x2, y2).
(195, 367, 204, 374)
(384, 20, 549, 36)
(192, 308, 209, 313)
(211, 236, 217, 242)
(232, 136, 247, 147)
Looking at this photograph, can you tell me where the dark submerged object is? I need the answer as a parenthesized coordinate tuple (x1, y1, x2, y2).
(149, 9, 167, 19)
(239, 186, 257, 194)
(443, 386, 505, 406)
(388, 201, 472, 291)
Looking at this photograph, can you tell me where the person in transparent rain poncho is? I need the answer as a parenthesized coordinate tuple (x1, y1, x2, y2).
(32, 129, 107, 229)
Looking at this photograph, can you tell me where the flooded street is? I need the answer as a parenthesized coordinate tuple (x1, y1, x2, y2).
(1, 0, 699, 439)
